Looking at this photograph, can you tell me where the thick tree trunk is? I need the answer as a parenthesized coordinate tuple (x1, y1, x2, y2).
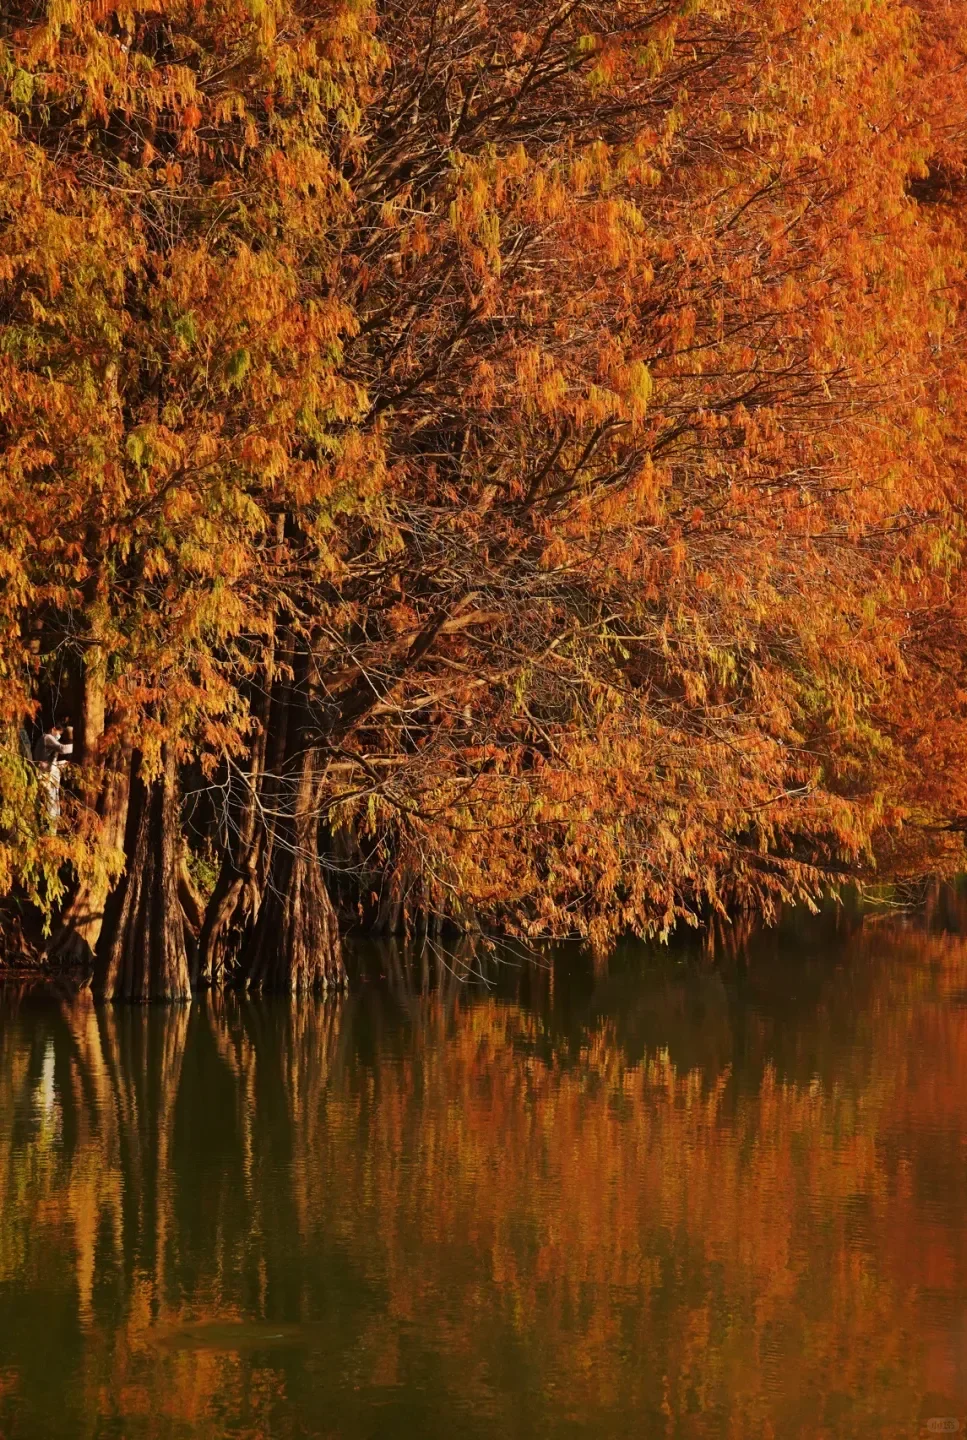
(47, 755, 131, 971)
(239, 747, 346, 994)
(194, 631, 282, 987)
(198, 625, 345, 993)
(46, 654, 130, 971)
(76, 642, 107, 768)
(93, 747, 192, 1003)
(241, 843, 344, 994)
(193, 862, 251, 989)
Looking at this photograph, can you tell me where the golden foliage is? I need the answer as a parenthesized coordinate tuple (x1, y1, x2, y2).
(2, 0, 967, 944)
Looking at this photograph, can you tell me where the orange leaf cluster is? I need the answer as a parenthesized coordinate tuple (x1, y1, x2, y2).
(2, 0, 967, 949)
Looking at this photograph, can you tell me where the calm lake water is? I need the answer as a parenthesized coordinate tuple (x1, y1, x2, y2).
(1, 916, 966, 1438)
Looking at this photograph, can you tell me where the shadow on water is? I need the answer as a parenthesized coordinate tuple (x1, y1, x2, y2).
(1, 906, 967, 1437)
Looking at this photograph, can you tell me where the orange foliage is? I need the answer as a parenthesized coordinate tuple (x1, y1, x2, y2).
(2, 0, 967, 955)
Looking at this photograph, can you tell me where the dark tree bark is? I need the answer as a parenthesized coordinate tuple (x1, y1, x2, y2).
(193, 853, 257, 989)
(199, 624, 346, 994)
(76, 641, 107, 768)
(46, 647, 131, 970)
(239, 745, 346, 994)
(193, 630, 283, 987)
(47, 754, 131, 971)
(93, 747, 192, 1003)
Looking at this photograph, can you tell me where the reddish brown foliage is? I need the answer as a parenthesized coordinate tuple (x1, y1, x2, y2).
(2, 0, 967, 980)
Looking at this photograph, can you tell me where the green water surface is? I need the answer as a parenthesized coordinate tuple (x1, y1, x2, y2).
(1, 919, 966, 1438)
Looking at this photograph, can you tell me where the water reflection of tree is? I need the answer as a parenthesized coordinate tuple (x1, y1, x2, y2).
(1, 924, 966, 1436)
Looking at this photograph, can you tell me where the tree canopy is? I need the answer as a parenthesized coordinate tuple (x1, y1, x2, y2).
(3, 0, 967, 993)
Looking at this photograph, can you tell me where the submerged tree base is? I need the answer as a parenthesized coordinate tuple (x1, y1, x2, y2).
(93, 750, 192, 1004)
(240, 844, 347, 995)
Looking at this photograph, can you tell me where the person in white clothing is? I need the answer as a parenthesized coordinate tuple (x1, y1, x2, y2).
(32, 722, 73, 824)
